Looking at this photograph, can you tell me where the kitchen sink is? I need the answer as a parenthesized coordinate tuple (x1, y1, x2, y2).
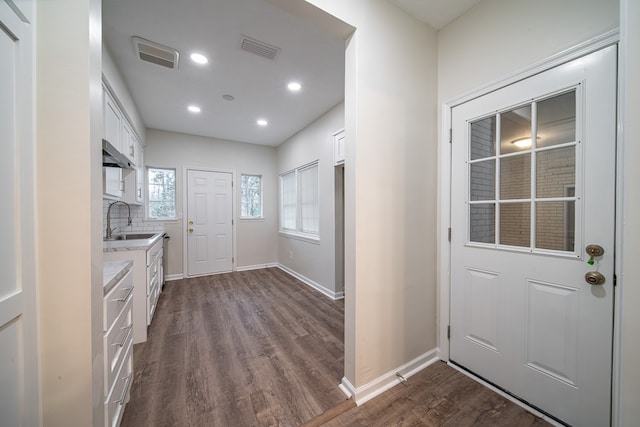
(105, 233, 158, 241)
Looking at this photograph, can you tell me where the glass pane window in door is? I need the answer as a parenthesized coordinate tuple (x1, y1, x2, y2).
(470, 204, 495, 244)
(500, 105, 532, 154)
(500, 153, 531, 200)
(499, 202, 531, 247)
(470, 116, 496, 160)
(536, 201, 575, 251)
(470, 160, 495, 201)
(536, 146, 576, 198)
(537, 91, 576, 148)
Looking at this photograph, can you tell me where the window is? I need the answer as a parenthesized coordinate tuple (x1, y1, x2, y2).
(280, 161, 319, 238)
(240, 174, 263, 219)
(147, 167, 176, 219)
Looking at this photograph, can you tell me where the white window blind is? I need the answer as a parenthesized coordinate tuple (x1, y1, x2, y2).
(281, 171, 297, 230)
(299, 164, 319, 234)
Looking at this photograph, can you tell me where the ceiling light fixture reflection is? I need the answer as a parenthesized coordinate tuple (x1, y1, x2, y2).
(511, 137, 533, 148)
(188, 105, 201, 113)
(257, 119, 268, 126)
(287, 82, 302, 91)
(190, 53, 208, 64)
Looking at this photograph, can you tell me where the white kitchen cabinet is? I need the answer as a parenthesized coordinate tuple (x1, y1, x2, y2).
(103, 88, 122, 152)
(121, 120, 135, 165)
(333, 129, 345, 165)
(103, 234, 164, 344)
(122, 140, 144, 205)
(103, 265, 134, 427)
(103, 167, 123, 200)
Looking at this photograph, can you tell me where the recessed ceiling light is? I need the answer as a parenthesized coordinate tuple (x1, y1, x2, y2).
(287, 82, 302, 91)
(257, 119, 268, 126)
(190, 53, 208, 64)
(222, 94, 235, 101)
(188, 105, 201, 113)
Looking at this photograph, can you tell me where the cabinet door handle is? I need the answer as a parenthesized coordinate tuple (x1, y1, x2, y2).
(115, 373, 133, 405)
(114, 323, 133, 348)
(115, 287, 133, 302)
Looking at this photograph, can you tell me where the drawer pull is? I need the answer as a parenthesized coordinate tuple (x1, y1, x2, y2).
(115, 373, 133, 405)
(114, 324, 133, 348)
(116, 287, 133, 302)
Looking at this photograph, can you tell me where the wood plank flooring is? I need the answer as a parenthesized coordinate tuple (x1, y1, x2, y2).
(120, 268, 347, 427)
(121, 267, 550, 426)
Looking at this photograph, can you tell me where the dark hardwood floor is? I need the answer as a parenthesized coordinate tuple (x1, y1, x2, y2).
(121, 268, 550, 427)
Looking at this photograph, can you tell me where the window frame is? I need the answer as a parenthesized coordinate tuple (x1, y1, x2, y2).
(279, 161, 320, 243)
(239, 173, 264, 220)
(146, 166, 177, 220)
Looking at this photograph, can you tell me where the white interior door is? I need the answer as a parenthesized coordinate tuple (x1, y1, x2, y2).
(0, 2, 39, 426)
(450, 45, 617, 427)
(187, 169, 233, 276)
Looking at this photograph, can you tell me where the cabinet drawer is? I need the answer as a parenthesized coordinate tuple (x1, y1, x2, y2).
(104, 301, 133, 395)
(146, 275, 159, 325)
(103, 269, 133, 332)
(105, 342, 133, 427)
(146, 240, 162, 266)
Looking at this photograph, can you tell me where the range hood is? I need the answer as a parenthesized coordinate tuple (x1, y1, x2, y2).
(102, 139, 132, 169)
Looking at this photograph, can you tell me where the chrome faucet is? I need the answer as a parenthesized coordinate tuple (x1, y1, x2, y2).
(106, 201, 132, 240)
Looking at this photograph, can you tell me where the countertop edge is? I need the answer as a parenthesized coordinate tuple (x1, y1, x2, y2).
(103, 259, 134, 295)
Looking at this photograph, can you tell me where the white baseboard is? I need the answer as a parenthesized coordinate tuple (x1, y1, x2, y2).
(348, 348, 440, 405)
(164, 273, 183, 282)
(276, 263, 344, 300)
(235, 263, 278, 272)
(339, 377, 355, 399)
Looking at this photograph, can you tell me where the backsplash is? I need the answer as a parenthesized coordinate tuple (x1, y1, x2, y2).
(103, 200, 165, 237)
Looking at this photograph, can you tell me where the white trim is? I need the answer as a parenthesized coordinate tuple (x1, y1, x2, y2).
(276, 263, 344, 300)
(235, 263, 278, 272)
(448, 363, 564, 427)
(278, 230, 320, 244)
(338, 377, 355, 399)
(438, 30, 621, 423)
(346, 349, 439, 405)
(164, 273, 183, 282)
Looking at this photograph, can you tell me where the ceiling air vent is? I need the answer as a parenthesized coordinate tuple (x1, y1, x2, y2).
(132, 36, 179, 70)
(240, 35, 280, 61)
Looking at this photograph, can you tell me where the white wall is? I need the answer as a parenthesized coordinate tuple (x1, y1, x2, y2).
(277, 102, 344, 297)
(302, 0, 439, 390)
(36, 0, 104, 425)
(144, 129, 278, 275)
(618, 0, 640, 424)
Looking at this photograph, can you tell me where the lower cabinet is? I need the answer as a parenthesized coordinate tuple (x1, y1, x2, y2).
(103, 268, 134, 427)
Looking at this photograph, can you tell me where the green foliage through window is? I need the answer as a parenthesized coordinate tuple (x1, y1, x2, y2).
(148, 168, 176, 219)
(241, 174, 263, 218)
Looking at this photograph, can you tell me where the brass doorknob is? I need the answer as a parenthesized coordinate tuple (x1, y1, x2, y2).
(585, 271, 605, 285)
(188, 228, 194, 233)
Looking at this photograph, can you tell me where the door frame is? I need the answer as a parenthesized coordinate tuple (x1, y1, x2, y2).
(437, 29, 622, 424)
(182, 166, 237, 277)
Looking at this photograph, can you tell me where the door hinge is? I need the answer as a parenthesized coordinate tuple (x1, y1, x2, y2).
(232, 219, 234, 225)
(449, 128, 452, 143)
(613, 273, 617, 287)
(448, 227, 451, 242)
(447, 325, 451, 340)
(232, 257, 234, 263)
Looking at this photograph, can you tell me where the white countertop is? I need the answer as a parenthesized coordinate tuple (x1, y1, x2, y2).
(103, 232, 165, 252)
(103, 259, 134, 294)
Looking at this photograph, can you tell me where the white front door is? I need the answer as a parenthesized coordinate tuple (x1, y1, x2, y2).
(0, 1, 39, 426)
(186, 169, 233, 276)
(450, 45, 617, 427)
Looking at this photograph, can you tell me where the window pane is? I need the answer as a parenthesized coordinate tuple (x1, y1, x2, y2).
(470, 116, 496, 160)
(499, 203, 531, 247)
(281, 172, 296, 230)
(147, 168, 176, 219)
(299, 165, 319, 234)
(536, 146, 575, 198)
(470, 204, 495, 244)
(536, 201, 575, 251)
(537, 91, 576, 148)
(500, 154, 531, 200)
(501, 105, 532, 154)
(241, 174, 262, 218)
(470, 160, 495, 201)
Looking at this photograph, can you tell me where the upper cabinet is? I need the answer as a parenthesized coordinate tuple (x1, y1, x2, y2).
(103, 88, 122, 152)
(334, 129, 345, 165)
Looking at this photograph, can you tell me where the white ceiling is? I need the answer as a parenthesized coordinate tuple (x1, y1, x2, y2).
(103, 0, 478, 147)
